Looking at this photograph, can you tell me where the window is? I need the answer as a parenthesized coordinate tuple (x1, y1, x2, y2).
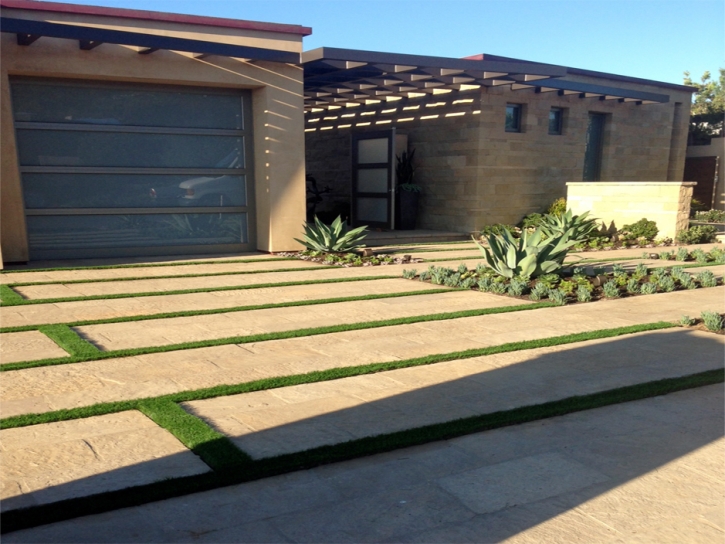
(549, 107, 563, 135)
(505, 104, 521, 132)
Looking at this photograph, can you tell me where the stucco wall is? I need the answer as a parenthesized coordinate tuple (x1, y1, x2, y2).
(567, 181, 695, 239)
(305, 77, 692, 234)
(0, 7, 306, 263)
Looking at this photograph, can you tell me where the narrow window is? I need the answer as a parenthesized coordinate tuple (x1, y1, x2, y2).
(505, 104, 521, 132)
(548, 107, 563, 135)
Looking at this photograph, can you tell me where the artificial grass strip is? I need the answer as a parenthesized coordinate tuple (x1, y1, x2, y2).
(0, 275, 398, 307)
(37, 324, 100, 358)
(6, 265, 330, 288)
(0, 301, 554, 371)
(0, 288, 453, 333)
(138, 399, 251, 470)
(0, 320, 675, 429)
(0, 256, 295, 275)
(2, 368, 721, 534)
(0, 284, 24, 305)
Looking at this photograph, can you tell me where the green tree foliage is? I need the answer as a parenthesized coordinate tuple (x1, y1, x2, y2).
(684, 68, 724, 142)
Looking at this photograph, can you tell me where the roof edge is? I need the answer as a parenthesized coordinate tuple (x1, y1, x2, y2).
(0, 0, 312, 36)
(466, 53, 696, 93)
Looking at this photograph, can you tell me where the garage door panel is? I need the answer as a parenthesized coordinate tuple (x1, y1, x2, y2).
(26, 213, 249, 252)
(12, 82, 244, 130)
(16, 131, 245, 169)
(22, 174, 247, 209)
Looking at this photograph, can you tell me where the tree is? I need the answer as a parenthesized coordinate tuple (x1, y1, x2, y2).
(683, 68, 724, 143)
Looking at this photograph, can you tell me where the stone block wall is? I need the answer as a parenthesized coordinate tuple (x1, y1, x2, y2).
(305, 74, 692, 234)
(566, 182, 695, 239)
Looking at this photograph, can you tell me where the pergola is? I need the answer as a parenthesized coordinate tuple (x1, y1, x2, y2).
(302, 47, 670, 111)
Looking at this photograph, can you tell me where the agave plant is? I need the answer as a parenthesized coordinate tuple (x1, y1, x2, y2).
(539, 209, 599, 243)
(295, 215, 368, 253)
(474, 228, 577, 279)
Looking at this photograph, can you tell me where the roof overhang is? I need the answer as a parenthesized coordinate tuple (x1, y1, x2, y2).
(0, 16, 301, 63)
(302, 47, 567, 110)
(303, 47, 673, 110)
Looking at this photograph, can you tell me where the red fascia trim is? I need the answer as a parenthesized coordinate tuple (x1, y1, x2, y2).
(0, 0, 312, 36)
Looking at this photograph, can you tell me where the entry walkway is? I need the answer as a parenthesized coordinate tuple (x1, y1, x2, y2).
(5, 384, 722, 543)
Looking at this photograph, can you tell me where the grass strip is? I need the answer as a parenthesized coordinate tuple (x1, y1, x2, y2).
(0, 275, 397, 307)
(37, 324, 100, 358)
(0, 320, 674, 429)
(138, 399, 251, 470)
(0, 284, 25, 305)
(6, 265, 329, 288)
(0, 256, 295, 275)
(2, 367, 721, 534)
(0, 288, 454, 333)
(0, 302, 553, 372)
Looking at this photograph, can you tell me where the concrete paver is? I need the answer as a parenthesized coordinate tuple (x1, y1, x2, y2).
(73, 290, 528, 351)
(182, 328, 723, 459)
(10, 259, 483, 300)
(1, 287, 722, 418)
(0, 331, 69, 364)
(0, 411, 210, 512)
(0, 278, 449, 328)
(6, 385, 721, 543)
(0, 257, 316, 285)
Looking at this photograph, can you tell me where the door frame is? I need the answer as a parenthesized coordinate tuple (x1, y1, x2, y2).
(351, 129, 396, 229)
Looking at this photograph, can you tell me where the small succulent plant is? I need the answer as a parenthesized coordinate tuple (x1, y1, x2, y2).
(679, 315, 696, 326)
(640, 282, 658, 295)
(576, 285, 592, 302)
(701, 311, 724, 332)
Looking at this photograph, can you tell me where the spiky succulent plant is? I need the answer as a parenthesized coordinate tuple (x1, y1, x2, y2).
(474, 228, 577, 279)
(295, 216, 368, 253)
(539, 209, 600, 243)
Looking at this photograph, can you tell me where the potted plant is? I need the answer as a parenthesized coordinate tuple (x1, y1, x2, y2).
(395, 149, 422, 230)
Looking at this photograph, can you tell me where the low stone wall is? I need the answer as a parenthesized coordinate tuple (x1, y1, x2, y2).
(566, 182, 696, 239)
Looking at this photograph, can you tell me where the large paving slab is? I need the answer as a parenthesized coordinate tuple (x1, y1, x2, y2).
(2, 287, 722, 417)
(6, 385, 722, 543)
(0, 410, 210, 512)
(10, 259, 485, 300)
(0, 278, 449, 329)
(0, 331, 68, 364)
(73, 290, 528, 351)
(182, 328, 724, 459)
(1, 259, 326, 289)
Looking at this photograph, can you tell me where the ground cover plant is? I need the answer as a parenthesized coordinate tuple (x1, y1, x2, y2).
(693, 209, 725, 223)
(678, 311, 725, 334)
(648, 246, 725, 264)
(676, 224, 720, 244)
(402, 262, 721, 305)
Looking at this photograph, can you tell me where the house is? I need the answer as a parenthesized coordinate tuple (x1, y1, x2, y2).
(0, 0, 695, 265)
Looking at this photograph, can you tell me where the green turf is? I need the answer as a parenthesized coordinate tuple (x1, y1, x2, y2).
(0, 288, 454, 333)
(2, 368, 721, 534)
(37, 324, 101, 358)
(138, 399, 251, 470)
(0, 275, 398, 307)
(0, 256, 295, 275)
(0, 320, 675, 429)
(0, 285, 24, 305)
(0, 301, 553, 371)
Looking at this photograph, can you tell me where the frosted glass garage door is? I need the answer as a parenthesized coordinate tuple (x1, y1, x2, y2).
(11, 79, 254, 259)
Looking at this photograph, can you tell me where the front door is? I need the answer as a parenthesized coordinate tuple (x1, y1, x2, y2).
(351, 129, 396, 229)
(583, 113, 606, 181)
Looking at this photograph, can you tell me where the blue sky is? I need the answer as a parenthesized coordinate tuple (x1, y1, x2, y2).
(53, 0, 723, 86)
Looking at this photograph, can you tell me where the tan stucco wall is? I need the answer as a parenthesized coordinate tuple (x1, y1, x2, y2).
(566, 181, 695, 239)
(305, 78, 692, 234)
(0, 9, 306, 263)
(687, 137, 724, 210)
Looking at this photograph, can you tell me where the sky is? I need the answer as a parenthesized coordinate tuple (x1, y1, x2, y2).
(44, 0, 724, 86)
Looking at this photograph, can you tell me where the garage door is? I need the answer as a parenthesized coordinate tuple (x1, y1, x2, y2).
(11, 79, 254, 260)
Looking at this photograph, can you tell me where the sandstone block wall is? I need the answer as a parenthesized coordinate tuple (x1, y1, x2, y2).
(305, 75, 692, 234)
(566, 182, 695, 239)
